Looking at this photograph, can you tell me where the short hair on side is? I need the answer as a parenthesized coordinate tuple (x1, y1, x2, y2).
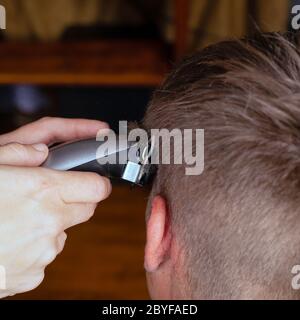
(143, 32, 300, 299)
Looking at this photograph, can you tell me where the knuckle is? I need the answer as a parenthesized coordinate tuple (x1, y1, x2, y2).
(33, 271, 45, 287)
(16, 271, 45, 294)
(56, 232, 67, 253)
(60, 231, 68, 243)
(39, 246, 57, 266)
(27, 271, 45, 292)
(84, 203, 97, 221)
(39, 117, 60, 131)
(40, 116, 53, 124)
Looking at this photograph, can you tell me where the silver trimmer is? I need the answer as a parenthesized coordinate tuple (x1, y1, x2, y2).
(42, 135, 156, 186)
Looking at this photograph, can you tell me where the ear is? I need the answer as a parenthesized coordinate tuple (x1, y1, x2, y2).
(144, 195, 172, 273)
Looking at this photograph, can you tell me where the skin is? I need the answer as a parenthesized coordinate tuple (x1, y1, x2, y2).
(0, 117, 111, 298)
(144, 195, 189, 299)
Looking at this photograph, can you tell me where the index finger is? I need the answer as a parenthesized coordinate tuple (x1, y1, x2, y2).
(0, 117, 109, 146)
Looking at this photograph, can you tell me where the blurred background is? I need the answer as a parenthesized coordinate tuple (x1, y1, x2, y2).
(0, 0, 294, 299)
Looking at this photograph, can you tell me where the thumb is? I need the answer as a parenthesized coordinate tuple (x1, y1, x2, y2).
(0, 143, 49, 166)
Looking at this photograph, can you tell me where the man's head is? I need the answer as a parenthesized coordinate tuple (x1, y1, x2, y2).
(143, 32, 300, 300)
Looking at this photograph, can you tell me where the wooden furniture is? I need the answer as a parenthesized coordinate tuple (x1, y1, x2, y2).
(0, 40, 168, 87)
(0, 1, 190, 87)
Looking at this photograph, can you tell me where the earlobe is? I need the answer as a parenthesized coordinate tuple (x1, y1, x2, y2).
(144, 195, 171, 273)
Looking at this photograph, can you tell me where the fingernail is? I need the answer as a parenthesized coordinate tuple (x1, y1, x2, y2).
(33, 143, 48, 153)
